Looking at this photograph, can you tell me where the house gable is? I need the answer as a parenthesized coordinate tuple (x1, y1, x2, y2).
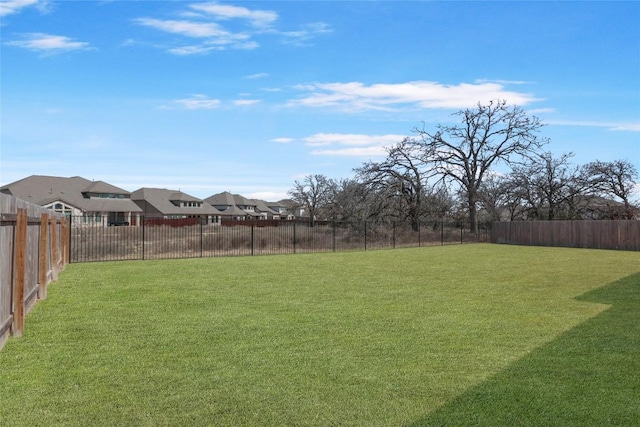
(0, 175, 142, 215)
(131, 188, 221, 218)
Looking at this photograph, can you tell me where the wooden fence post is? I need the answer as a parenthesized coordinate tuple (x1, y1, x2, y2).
(50, 217, 59, 281)
(59, 217, 66, 267)
(38, 213, 49, 300)
(12, 208, 27, 338)
(61, 217, 69, 267)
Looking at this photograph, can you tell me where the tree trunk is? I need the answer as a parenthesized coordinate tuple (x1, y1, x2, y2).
(468, 199, 478, 234)
(411, 217, 420, 232)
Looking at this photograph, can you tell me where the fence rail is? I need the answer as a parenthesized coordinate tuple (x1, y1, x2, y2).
(491, 220, 640, 251)
(70, 217, 490, 263)
(0, 194, 69, 350)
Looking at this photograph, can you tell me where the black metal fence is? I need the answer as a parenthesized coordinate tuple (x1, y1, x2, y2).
(69, 218, 490, 263)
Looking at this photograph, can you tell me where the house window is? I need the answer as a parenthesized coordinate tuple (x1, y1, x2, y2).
(48, 202, 73, 216)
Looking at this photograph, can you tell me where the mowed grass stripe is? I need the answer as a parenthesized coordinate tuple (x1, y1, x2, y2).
(1, 244, 638, 426)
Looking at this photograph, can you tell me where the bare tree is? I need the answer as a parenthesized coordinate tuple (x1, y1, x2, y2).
(477, 174, 511, 222)
(585, 159, 639, 219)
(412, 100, 548, 232)
(509, 152, 588, 220)
(324, 178, 377, 222)
(354, 139, 437, 230)
(288, 174, 334, 222)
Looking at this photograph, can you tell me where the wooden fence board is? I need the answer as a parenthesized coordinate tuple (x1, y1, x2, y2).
(39, 213, 49, 299)
(0, 194, 67, 351)
(491, 220, 640, 251)
(13, 209, 27, 337)
(0, 221, 14, 345)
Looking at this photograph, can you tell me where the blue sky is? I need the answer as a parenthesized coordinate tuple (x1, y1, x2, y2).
(1, 0, 639, 201)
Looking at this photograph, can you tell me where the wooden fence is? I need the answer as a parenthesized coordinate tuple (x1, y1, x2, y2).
(0, 194, 69, 351)
(491, 220, 640, 251)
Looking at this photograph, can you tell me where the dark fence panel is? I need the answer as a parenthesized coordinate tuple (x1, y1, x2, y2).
(72, 223, 143, 262)
(491, 220, 640, 251)
(70, 217, 490, 263)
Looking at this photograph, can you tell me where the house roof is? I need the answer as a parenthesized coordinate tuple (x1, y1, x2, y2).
(131, 188, 221, 216)
(252, 199, 279, 216)
(0, 175, 142, 213)
(221, 205, 253, 217)
(233, 194, 257, 208)
(204, 191, 236, 207)
(82, 180, 129, 195)
(204, 191, 267, 217)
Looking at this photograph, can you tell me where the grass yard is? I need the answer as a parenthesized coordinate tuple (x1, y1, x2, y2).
(1, 244, 639, 426)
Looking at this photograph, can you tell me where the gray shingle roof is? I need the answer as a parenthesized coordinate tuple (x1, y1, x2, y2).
(131, 188, 221, 216)
(252, 199, 279, 216)
(0, 175, 142, 213)
(82, 180, 129, 195)
(204, 191, 236, 207)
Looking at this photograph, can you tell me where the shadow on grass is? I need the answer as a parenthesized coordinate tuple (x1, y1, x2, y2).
(409, 272, 640, 427)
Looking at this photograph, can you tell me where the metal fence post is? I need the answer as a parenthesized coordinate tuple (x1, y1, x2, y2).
(364, 221, 367, 251)
(393, 221, 396, 249)
(333, 221, 337, 252)
(251, 224, 255, 256)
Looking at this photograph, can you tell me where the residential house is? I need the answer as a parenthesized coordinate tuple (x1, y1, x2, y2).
(0, 175, 142, 225)
(204, 191, 264, 220)
(267, 200, 299, 220)
(252, 199, 281, 220)
(130, 188, 222, 224)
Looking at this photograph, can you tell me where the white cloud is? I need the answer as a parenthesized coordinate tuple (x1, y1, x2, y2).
(527, 108, 556, 115)
(135, 16, 257, 54)
(281, 22, 333, 45)
(245, 191, 289, 201)
(304, 133, 404, 147)
(632, 182, 640, 200)
(5, 33, 92, 53)
(190, 2, 278, 29)
(609, 124, 640, 132)
(303, 133, 405, 157)
(546, 119, 640, 132)
(233, 99, 261, 106)
(245, 72, 268, 79)
(134, 3, 329, 54)
(174, 94, 221, 110)
(289, 81, 541, 112)
(168, 45, 216, 55)
(311, 146, 389, 157)
(135, 18, 228, 38)
(0, 0, 49, 17)
(270, 137, 294, 144)
(474, 78, 534, 85)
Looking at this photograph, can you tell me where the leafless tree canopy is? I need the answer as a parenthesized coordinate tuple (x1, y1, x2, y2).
(288, 101, 638, 227)
(585, 159, 639, 219)
(288, 174, 334, 222)
(411, 99, 549, 232)
(354, 139, 441, 230)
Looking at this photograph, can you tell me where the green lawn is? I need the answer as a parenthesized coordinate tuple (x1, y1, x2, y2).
(1, 244, 638, 426)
